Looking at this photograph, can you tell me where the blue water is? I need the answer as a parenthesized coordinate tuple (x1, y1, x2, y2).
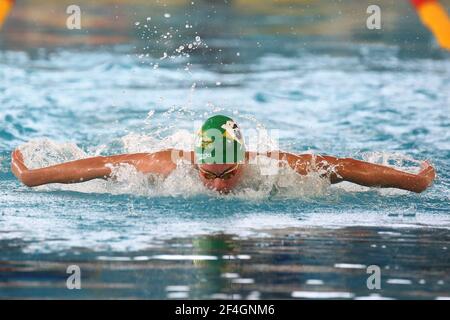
(1, 1, 450, 299)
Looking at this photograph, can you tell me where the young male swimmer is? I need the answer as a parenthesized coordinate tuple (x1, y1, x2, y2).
(11, 115, 436, 194)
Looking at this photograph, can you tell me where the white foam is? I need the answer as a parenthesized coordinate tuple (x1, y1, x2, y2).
(16, 135, 333, 199)
(292, 291, 354, 299)
(152, 255, 218, 261)
(221, 273, 240, 279)
(97, 256, 132, 261)
(386, 279, 412, 285)
(232, 278, 255, 284)
(334, 263, 367, 269)
(166, 286, 190, 292)
(306, 279, 324, 285)
(167, 292, 189, 299)
(355, 294, 394, 300)
(15, 119, 429, 202)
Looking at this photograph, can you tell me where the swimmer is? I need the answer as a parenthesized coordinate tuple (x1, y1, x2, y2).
(11, 115, 436, 194)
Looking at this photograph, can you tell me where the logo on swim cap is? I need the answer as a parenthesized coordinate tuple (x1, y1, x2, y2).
(194, 115, 245, 164)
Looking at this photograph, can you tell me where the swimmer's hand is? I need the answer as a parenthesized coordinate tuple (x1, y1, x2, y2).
(11, 149, 31, 186)
(414, 161, 436, 193)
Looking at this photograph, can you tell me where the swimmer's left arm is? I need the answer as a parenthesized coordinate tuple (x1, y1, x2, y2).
(279, 152, 436, 193)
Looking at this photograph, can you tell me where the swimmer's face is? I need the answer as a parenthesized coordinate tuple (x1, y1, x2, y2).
(198, 163, 243, 194)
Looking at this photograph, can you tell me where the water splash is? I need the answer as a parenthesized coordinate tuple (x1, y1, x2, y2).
(16, 116, 423, 200)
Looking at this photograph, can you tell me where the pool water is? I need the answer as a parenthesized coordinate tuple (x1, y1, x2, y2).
(0, 0, 449, 299)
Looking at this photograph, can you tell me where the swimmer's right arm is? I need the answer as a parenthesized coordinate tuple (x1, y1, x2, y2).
(11, 149, 191, 187)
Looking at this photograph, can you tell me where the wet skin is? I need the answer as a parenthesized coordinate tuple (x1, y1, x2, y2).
(11, 149, 436, 193)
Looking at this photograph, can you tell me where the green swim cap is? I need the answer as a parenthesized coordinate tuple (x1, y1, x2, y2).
(194, 115, 245, 164)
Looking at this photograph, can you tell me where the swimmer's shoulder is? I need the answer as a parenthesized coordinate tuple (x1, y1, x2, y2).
(147, 149, 195, 164)
(125, 149, 193, 176)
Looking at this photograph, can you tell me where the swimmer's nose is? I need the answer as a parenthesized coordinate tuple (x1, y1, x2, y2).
(213, 178, 229, 193)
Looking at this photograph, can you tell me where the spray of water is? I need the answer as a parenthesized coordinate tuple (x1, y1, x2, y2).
(16, 109, 423, 199)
